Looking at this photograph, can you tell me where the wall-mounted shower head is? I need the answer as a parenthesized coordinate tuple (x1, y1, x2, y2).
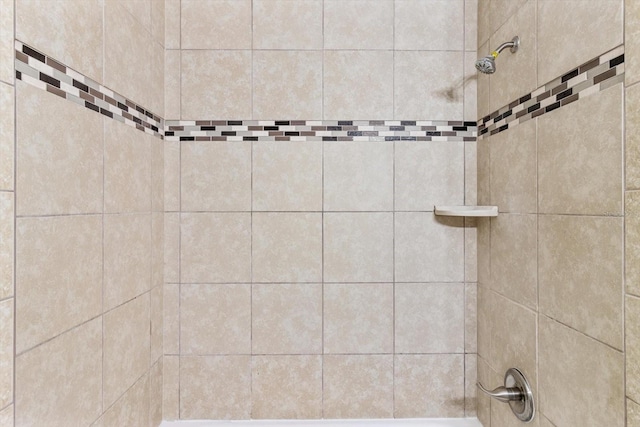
(475, 36, 520, 74)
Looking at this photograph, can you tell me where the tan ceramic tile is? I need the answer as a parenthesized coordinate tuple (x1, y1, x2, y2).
(151, 141, 164, 213)
(164, 212, 180, 284)
(151, 0, 164, 46)
(149, 359, 162, 427)
(324, 142, 393, 211)
(104, 294, 150, 408)
(476, 356, 495, 426)
(180, 356, 251, 419)
(629, 399, 640, 427)
(252, 141, 322, 211)
(476, 41, 491, 119)
(0, 192, 13, 300)
(113, 0, 151, 31)
(394, 354, 465, 418)
(0, 83, 13, 190)
(476, 285, 490, 359)
(628, 191, 640, 296)
(163, 284, 179, 355)
(252, 283, 322, 354)
(0, 299, 12, 410)
(252, 355, 322, 419)
(627, 83, 640, 190)
(490, 119, 536, 213)
(323, 355, 393, 418)
(395, 213, 465, 282)
(324, 51, 393, 120)
(324, 213, 394, 283)
(488, 0, 537, 112)
(95, 373, 150, 427)
(0, 0, 13, 85)
(490, 213, 537, 310)
(151, 212, 163, 289)
(477, 134, 490, 207)
(395, 0, 464, 50)
(538, 415, 557, 427)
(488, 0, 528, 37)
(464, 51, 478, 122)
(165, 50, 181, 120)
(538, 85, 623, 215)
(181, 0, 251, 49)
(627, 296, 640, 403)
(150, 40, 164, 117)
(15, 318, 102, 427)
(16, 0, 103, 81)
(253, 217, 324, 283)
(104, 213, 152, 310)
(324, 0, 393, 49)
(180, 213, 251, 283)
(163, 356, 179, 420)
(16, 82, 103, 216)
(395, 141, 465, 211)
(395, 51, 464, 120)
(539, 215, 623, 349)
(538, 0, 623, 85)
(465, 0, 478, 51)
(181, 141, 251, 211)
(395, 283, 465, 353)
(477, 0, 490, 50)
(477, 217, 490, 286)
(253, 0, 322, 49)
(465, 283, 477, 352)
(465, 354, 477, 417)
(324, 283, 393, 354)
(465, 140, 478, 205)
(16, 215, 102, 353)
(165, 0, 180, 49)
(539, 316, 624, 427)
(150, 284, 162, 364)
(465, 218, 478, 282)
(181, 50, 251, 119)
(104, 119, 152, 213)
(628, 0, 640, 85)
(0, 405, 12, 427)
(164, 140, 180, 211)
(253, 51, 323, 119)
(180, 284, 251, 355)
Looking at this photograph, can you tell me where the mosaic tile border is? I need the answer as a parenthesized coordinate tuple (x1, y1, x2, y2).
(14, 41, 164, 139)
(478, 45, 625, 139)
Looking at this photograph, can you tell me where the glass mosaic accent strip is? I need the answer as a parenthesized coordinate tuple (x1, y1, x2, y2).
(478, 45, 625, 139)
(14, 41, 164, 139)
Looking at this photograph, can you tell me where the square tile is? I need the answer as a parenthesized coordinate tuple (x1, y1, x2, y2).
(163, 356, 179, 420)
(165, 50, 180, 120)
(465, 354, 477, 417)
(164, 140, 180, 211)
(465, 283, 477, 353)
(627, 83, 640, 190)
(628, 191, 640, 296)
(163, 284, 179, 355)
(324, 0, 393, 49)
(253, 0, 322, 49)
(150, 284, 163, 364)
(0, 299, 13, 410)
(0, 192, 13, 300)
(628, 0, 640, 86)
(629, 398, 640, 427)
(394, 0, 464, 50)
(165, 0, 180, 49)
(0, 0, 13, 84)
(94, 373, 150, 427)
(626, 295, 640, 403)
(181, 0, 251, 49)
(164, 212, 180, 284)
(0, 83, 14, 190)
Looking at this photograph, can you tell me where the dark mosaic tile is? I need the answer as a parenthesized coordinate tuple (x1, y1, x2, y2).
(594, 68, 616, 84)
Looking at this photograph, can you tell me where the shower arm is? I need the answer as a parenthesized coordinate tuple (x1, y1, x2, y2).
(492, 36, 520, 57)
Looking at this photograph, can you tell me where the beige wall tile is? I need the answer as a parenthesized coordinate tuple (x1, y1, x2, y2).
(395, 283, 465, 353)
(465, 283, 478, 352)
(476, 42, 491, 119)
(104, 213, 152, 310)
(490, 213, 537, 310)
(476, 286, 490, 359)
(477, 136, 490, 207)
(628, 191, 640, 296)
(181, 50, 251, 119)
(488, 0, 536, 112)
(540, 215, 623, 349)
(164, 212, 180, 284)
(150, 40, 164, 117)
(465, 354, 477, 417)
(15, 215, 102, 353)
(324, 142, 393, 211)
(0, 299, 12, 410)
(628, 0, 640, 85)
(395, 141, 464, 211)
(151, 141, 164, 213)
(180, 213, 251, 283)
(488, 0, 527, 37)
(539, 316, 624, 427)
(324, 0, 393, 49)
(180, 284, 251, 355)
(180, 356, 251, 420)
(181, 0, 251, 49)
(151, 212, 163, 288)
(0, 0, 13, 85)
(0, 83, 13, 190)
(151, 0, 164, 46)
(464, 52, 478, 121)
(627, 83, 640, 190)
(163, 284, 179, 355)
(477, 0, 490, 50)
(164, 140, 180, 211)
(95, 373, 149, 427)
(465, 218, 478, 282)
(16, 0, 103, 81)
(324, 213, 393, 283)
(395, 51, 464, 120)
(538, 85, 623, 215)
(252, 141, 322, 211)
(104, 120, 152, 213)
(395, 213, 465, 282)
(253, 51, 323, 120)
(629, 399, 640, 427)
(149, 359, 162, 427)
(150, 285, 163, 364)
(395, 0, 464, 50)
(476, 355, 495, 426)
(163, 356, 179, 420)
(16, 82, 103, 216)
(253, 0, 322, 49)
(465, 0, 478, 51)
(324, 51, 393, 120)
(627, 295, 640, 402)
(324, 283, 393, 354)
(181, 141, 251, 211)
(103, 294, 150, 408)
(165, 0, 180, 49)
(0, 193, 13, 300)
(394, 354, 465, 418)
(0, 404, 12, 427)
(113, 0, 151, 31)
(252, 355, 322, 419)
(165, 50, 181, 120)
(15, 318, 102, 427)
(252, 283, 322, 354)
(323, 355, 393, 418)
(538, 0, 623, 85)
(490, 119, 537, 213)
(477, 217, 490, 286)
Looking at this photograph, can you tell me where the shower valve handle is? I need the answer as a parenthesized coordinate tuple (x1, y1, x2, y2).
(477, 383, 523, 403)
(476, 368, 535, 423)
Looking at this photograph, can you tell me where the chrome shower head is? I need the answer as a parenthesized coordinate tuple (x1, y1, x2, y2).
(475, 36, 520, 74)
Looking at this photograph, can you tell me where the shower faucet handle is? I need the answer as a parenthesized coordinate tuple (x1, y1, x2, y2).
(476, 368, 535, 423)
(477, 383, 523, 403)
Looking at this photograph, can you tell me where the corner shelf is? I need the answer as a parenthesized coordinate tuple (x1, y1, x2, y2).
(434, 205, 499, 217)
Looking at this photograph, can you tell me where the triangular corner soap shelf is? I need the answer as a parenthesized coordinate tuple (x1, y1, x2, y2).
(434, 205, 499, 217)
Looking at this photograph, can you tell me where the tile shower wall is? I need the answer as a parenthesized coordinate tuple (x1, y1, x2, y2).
(476, 1, 631, 426)
(163, 0, 479, 420)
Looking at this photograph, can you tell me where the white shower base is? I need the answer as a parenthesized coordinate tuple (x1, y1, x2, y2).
(160, 418, 483, 427)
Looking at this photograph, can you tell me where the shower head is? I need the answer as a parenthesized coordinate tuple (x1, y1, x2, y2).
(475, 36, 520, 74)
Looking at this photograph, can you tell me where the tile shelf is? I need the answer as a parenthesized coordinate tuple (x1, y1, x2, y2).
(434, 205, 499, 217)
